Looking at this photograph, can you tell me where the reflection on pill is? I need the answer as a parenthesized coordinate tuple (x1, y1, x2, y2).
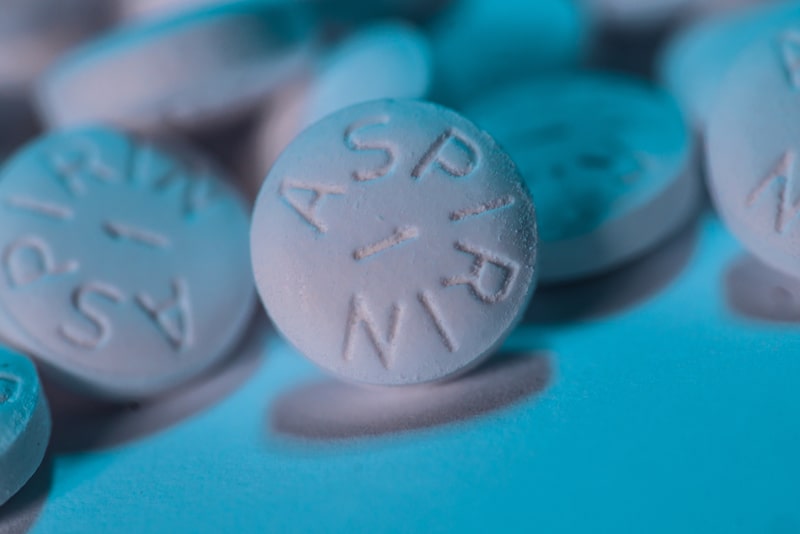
(725, 254, 800, 324)
(46, 312, 270, 453)
(269, 350, 553, 441)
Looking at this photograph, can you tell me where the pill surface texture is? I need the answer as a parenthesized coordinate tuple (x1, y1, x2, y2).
(467, 73, 697, 284)
(36, 2, 315, 133)
(0, 128, 254, 399)
(707, 24, 800, 279)
(0, 348, 50, 507)
(251, 99, 538, 386)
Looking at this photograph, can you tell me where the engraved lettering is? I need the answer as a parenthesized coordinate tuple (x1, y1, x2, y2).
(48, 138, 119, 196)
(344, 115, 397, 181)
(3, 236, 78, 287)
(443, 241, 520, 304)
(5, 196, 74, 220)
(780, 30, 800, 90)
(418, 291, 458, 352)
(136, 278, 193, 351)
(104, 221, 171, 249)
(747, 149, 800, 233)
(412, 128, 480, 180)
(59, 282, 124, 350)
(353, 226, 419, 261)
(280, 179, 346, 233)
(450, 195, 515, 222)
(342, 294, 403, 369)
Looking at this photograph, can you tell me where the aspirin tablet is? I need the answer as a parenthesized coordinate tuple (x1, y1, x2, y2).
(467, 73, 697, 284)
(0, 128, 254, 399)
(252, 20, 433, 184)
(251, 99, 538, 386)
(429, 0, 589, 108)
(0, 348, 50, 507)
(660, 1, 800, 128)
(707, 23, 800, 279)
(585, 0, 693, 27)
(36, 2, 317, 134)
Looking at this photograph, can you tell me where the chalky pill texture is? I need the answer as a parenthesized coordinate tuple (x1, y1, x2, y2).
(707, 24, 800, 279)
(0, 128, 254, 399)
(467, 73, 695, 283)
(36, 2, 315, 133)
(251, 99, 538, 386)
(0, 348, 50, 507)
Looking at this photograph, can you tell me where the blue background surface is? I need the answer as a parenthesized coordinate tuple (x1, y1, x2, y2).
(2, 209, 799, 533)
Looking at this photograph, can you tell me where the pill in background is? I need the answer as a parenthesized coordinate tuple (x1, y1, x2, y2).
(659, 0, 800, 129)
(0, 347, 50, 507)
(466, 72, 698, 284)
(428, 0, 590, 108)
(251, 99, 538, 386)
(0, 127, 255, 399)
(36, 1, 318, 135)
(0, 0, 113, 96)
(250, 20, 433, 189)
(706, 21, 800, 280)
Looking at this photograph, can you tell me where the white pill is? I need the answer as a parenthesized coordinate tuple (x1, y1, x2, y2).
(251, 99, 538, 386)
(707, 23, 800, 279)
(659, 1, 800, 128)
(0, 128, 255, 399)
(36, 2, 317, 134)
(0, 0, 111, 95)
(466, 73, 697, 284)
(252, 20, 433, 182)
(429, 0, 589, 108)
(0, 348, 50, 507)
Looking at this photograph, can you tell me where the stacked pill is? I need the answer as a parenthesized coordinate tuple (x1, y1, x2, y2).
(0, 0, 796, 512)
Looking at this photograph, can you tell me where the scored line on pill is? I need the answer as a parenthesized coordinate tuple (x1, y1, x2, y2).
(450, 195, 515, 222)
(104, 220, 172, 249)
(5, 195, 75, 220)
(353, 226, 419, 261)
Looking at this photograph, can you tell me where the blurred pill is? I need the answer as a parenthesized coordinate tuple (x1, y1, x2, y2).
(0, 128, 254, 399)
(467, 73, 697, 284)
(660, 0, 800, 128)
(0, 0, 112, 95)
(251, 99, 538, 386)
(0, 348, 50, 507)
(707, 22, 800, 279)
(37, 1, 317, 134)
(252, 20, 433, 182)
(429, 0, 589, 108)
(117, 0, 246, 22)
(585, 0, 693, 27)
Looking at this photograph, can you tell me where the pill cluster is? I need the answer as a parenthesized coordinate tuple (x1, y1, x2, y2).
(0, 0, 791, 508)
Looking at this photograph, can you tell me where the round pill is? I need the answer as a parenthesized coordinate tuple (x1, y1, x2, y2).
(659, 1, 800, 128)
(36, 2, 317, 134)
(586, 0, 693, 27)
(466, 73, 697, 284)
(429, 0, 589, 108)
(0, 127, 255, 399)
(251, 99, 538, 386)
(707, 23, 800, 279)
(0, 348, 50, 507)
(252, 20, 433, 184)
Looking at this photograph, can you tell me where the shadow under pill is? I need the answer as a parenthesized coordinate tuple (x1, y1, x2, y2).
(725, 254, 800, 324)
(0, 454, 53, 534)
(268, 350, 553, 441)
(47, 311, 272, 454)
(524, 218, 699, 324)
